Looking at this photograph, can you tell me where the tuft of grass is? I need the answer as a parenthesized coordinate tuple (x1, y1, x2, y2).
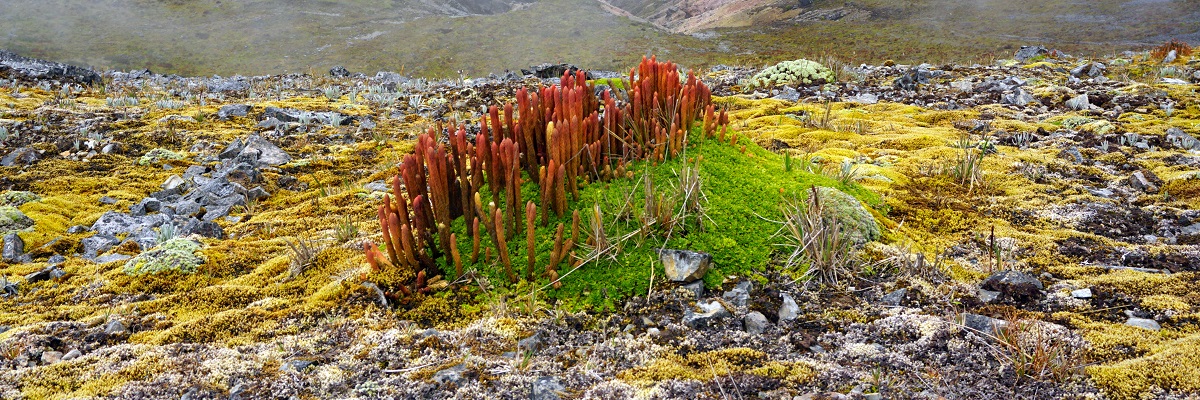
(334, 216, 359, 244)
(989, 314, 1085, 385)
(775, 186, 857, 285)
(286, 236, 323, 279)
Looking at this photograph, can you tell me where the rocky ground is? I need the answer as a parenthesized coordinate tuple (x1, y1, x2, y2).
(0, 46, 1199, 400)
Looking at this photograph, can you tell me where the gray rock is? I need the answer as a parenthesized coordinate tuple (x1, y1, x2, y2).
(1165, 127, 1199, 150)
(683, 300, 731, 328)
(0, 50, 102, 85)
(217, 104, 250, 120)
(658, 249, 712, 282)
(205, 76, 250, 93)
(1, 279, 17, 297)
(960, 313, 1008, 334)
(161, 175, 189, 192)
(364, 180, 390, 193)
(91, 211, 138, 236)
(104, 319, 127, 335)
(329, 66, 351, 78)
(1163, 50, 1177, 64)
(722, 281, 752, 309)
(518, 331, 543, 353)
(1065, 94, 1090, 111)
(432, 364, 467, 387)
(1, 147, 40, 167)
(233, 135, 290, 166)
(99, 196, 118, 205)
(1126, 317, 1161, 331)
(1014, 45, 1049, 62)
(744, 311, 769, 334)
(40, 351, 63, 364)
(1071, 288, 1093, 299)
(181, 219, 225, 239)
(66, 225, 89, 234)
(47, 254, 65, 265)
(130, 198, 162, 217)
(1070, 62, 1106, 78)
(62, 349, 81, 361)
(978, 289, 1002, 303)
(1001, 88, 1034, 106)
(681, 280, 705, 299)
(778, 293, 799, 322)
(772, 86, 801, 102)
(94, 254, 131, 264)
(980, 270, 1044, 303)
(880, 288, 907, 306)
(522, 63, 590, 80)
(0, 206, 34, 232)
(2, 232, 28, 263)
(281, 359, 314, 373)
(1130, 171, 1158, 193)
(24, 265, 63, 283)
(169, 200, 202, 217)
(246, 187, 269, 200)
(531, 376, 565, 400)
(81, 234, 120, 259)
(845, 93, 878, 105)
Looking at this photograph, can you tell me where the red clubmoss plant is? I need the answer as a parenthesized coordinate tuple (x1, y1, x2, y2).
(450, 233, 463, 278)
(1151, 39, 1193, 61)
(471, 216, 481, 264)
(493, 207, 515, 283)
(366, 55, 728, 292)
(363, 242, 430, 304)
(545, 222, 573, 290)
(526, 201, 536, 281)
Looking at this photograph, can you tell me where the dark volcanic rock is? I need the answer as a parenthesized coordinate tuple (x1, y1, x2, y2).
(1014, 45, 1049, 62)
(979, 270, 1044, 303)
(2, 232, 30, 263)
(522, 63, 592, 80)
(1, 147, 41, 167)
(217, 104, 251, 120)
(0, 50, 101, 85)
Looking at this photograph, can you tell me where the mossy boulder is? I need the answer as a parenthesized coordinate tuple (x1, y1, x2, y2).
(137, 148, 183, 166)
(0, 190, 40, 206)
(815, 186, 880, 246)
(123, 237, 205, 275)
(747, 59, 835, 88)
(1061, 116, 1115, 135)
(0, 205, 34, 233)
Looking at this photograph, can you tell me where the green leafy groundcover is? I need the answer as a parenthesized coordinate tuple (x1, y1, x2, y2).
(441, 134, 880, 311)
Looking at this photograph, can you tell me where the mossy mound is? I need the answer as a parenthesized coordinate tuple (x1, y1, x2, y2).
(0, 205, 34, 233)
(136, 148, 183, 166)
(0, 190, 40, 207)
(815, 186, 881, 246)
(746, 59, 834, 88)
(123, 238, 205, 275)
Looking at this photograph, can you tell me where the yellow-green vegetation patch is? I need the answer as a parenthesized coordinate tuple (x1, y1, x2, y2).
(19, 347, 164, 400)
(1088, 333, 1200, 400)
(618, 348, 779, 386)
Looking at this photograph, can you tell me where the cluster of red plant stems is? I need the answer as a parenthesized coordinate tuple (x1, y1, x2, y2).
(363, 56, 733, 302)
(1151, 39, 1193, 60)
